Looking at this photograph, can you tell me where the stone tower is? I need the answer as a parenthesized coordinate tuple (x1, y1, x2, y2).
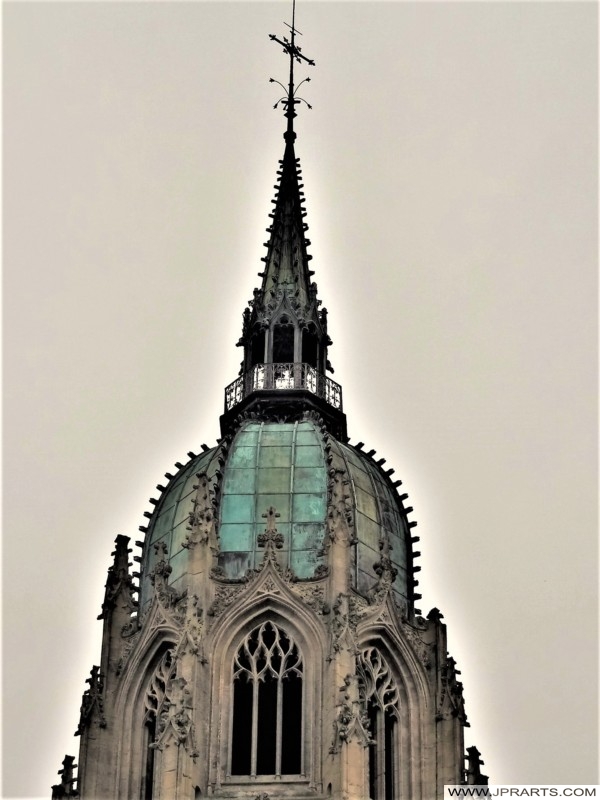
(52, 8, 487, 800)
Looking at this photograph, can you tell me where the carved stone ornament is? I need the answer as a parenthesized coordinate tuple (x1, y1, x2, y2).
(326, 467, 356, 547)
(291, 582, 327, 615)
(255, 576, 282, 597)
(328, 593, 357, 659)
(149, 541, 180, 609)
(348, 593, 370, 630)
(402, 623, 433, 670)
(173, 593, 205, 662)
(357, 647, 400, 718)
(436, 655, 468, 723)
(143, 651, 198, 761)
(98, 535, 137, 621)
(366, 548, 398, 607)
(258, 506, 285, 550)
(116, 630, 141, 676)
(75, 665, 106, 735)
(152, 675, 199, 760)
(207, 584, 244, 624)
(51, 755, 78, 799)
(183, 472, 216, 549)
(329, 673, 371, 754)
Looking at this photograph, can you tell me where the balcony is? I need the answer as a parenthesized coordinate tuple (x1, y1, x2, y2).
(224, 362, 343, 412)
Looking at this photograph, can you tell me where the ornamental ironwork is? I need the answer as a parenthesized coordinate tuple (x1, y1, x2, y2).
(224, 362, 343, 412)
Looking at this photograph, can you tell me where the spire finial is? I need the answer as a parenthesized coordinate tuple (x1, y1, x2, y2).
(269, 0, 315, 142)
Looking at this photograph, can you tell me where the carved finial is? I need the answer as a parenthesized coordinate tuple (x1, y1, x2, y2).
(258, 506, 284, 551)
(97, 535, 136, 620)
(75, 666, 106, 735)
(269, 0, 315, 142)
(148, 539, 182, 608)
(51, 755, 78, 798)
(465, 746, 488, 785)
(367, 546, 398, 607)
(153, 540, 169, 559)
(183, 472, 214, 549)
(263, 505, 281, 532)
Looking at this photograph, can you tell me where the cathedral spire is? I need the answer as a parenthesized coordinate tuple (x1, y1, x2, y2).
(262, 0, 316, 307)
(221, 3, 345, 438)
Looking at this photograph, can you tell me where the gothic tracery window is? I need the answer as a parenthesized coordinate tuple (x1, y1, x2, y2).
(141, 649, 175, 800)
(230, 621, 303, 778)
(358, 647, 400, 800)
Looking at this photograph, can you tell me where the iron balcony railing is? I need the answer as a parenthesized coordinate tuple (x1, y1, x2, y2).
(224, 362, 343, 412)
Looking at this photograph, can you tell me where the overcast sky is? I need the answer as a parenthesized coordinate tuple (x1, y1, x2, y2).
(3, 2, 598, 797)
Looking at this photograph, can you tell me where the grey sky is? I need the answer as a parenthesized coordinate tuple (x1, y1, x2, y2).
(3, 2, 597, 797)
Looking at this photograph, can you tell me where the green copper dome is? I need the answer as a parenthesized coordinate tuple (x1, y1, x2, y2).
(218, 420, 328, 580)
(140, 446, 220, 606)
(141, 419, 413, 610)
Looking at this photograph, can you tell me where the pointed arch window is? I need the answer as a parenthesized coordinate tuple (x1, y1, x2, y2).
(141, 649, 175, 800)
(302, 325, 319, 370)
(250, 330, 266, 368)
(230, 621, 303, 777)
(272, 318, 295, 363)
(358, 647, 400, 800)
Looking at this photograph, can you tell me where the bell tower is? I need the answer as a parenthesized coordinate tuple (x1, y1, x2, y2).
(51, 4, 488, 798)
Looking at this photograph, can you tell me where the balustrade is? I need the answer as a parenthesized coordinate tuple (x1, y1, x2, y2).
(224, 362, 343, 412)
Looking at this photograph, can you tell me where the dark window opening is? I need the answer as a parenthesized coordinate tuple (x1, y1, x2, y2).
(231, 677, 253, 775)
(302, 328, 319, 369)
(360, 647, 399, 800)
(250, 330, 265, 367)
(143, 719, 156, 800)
(272, 323, 295, 363)
(384, 710, 396, 800)
(256, 676, 278, 773)
(231, 621, 303, 777)
(142, 648, 175, 800)
(281, 671, 302, 774)
(368, 700, 378, 800)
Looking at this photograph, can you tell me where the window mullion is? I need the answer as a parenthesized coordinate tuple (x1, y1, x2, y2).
(275, 674, 283, 776)
(250, 677, 259, 777)
(376, 706, 385, 800)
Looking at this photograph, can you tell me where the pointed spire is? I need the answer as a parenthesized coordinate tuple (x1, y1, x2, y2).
(220, 2, 346, 440)
(262, 0, 316, 309)
(260, 140, 314, 309)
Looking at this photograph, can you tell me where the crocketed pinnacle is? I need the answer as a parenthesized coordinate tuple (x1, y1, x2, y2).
(259, 138, 314, 311)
